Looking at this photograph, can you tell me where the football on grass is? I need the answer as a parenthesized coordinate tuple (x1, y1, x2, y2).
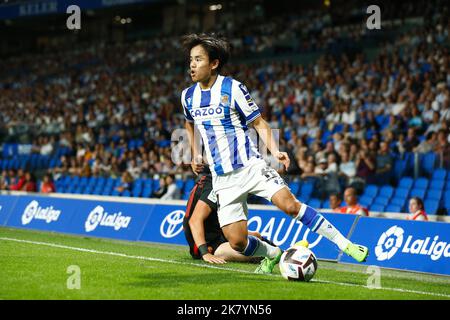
(279, 245, 318, 282)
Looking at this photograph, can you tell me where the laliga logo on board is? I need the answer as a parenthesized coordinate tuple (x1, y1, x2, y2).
(84, 205, 131, 232)
(160, 210, 185, 238)
(21, 200, 61, 225)
(375, 225, 450, 261)
(375, 225, 404, 261)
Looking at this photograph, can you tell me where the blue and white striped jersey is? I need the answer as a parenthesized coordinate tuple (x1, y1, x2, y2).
(181, 75, 262, 176)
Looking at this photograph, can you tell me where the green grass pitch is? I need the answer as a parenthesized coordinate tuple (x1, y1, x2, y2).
(0, 226, 449, 300)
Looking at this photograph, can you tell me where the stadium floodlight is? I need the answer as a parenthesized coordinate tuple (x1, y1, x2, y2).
(209, 4, 222, 11)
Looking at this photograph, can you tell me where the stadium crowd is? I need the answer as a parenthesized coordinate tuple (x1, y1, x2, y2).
(0, 2, 449, 213)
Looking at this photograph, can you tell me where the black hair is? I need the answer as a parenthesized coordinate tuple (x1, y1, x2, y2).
(410, 197, 424, 210)
(181, 33, 230, 73)
(329, 193, 342, 201)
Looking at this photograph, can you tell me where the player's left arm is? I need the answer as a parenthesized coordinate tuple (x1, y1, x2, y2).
(251, 117, 290, 170)
(232, 81, 290, 170)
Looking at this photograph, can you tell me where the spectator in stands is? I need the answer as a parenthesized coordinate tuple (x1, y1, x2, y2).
(375, 141, 393, 184)
(355, 149, 376, 186)
(161, 174, 180, 200)
(404, 128, 420, 152)
(434, 129, 450, 166)
(40, 174, 56, 193)
(339, 187, 369, 216)
(115, 171, 133, 194)
(0, 170, 9, 190)
(151, 176, 168, 199)
(424, 111, 443, 135)
(406, 197, 428, 221)
(338, 151, 356, 186)
(329, 193, 342, 211)
(414, 131, 437, 153)
(22, 172, 37, 192)
(9, 169, 26, 191)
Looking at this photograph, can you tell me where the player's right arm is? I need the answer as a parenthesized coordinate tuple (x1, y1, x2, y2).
(189, 200, 226, 264)
(182, 88, 204, 175)
(185, 121, 204, 175)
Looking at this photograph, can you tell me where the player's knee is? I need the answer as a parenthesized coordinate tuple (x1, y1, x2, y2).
(228, 238, 247, 253)
(285, 199, 301, 217)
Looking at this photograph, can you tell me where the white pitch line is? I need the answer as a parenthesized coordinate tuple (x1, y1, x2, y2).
(1, 237, 449, 299)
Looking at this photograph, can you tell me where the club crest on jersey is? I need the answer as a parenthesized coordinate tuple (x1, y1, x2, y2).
(220, 94, 230, 106)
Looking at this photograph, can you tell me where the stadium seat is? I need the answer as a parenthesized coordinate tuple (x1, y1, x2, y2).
(426, 190, 442, 201)
(432, 169, 447, 181)
(175, 179, 185, 194)
(288, 181, 300, 196)
(300, 182, 314, 198)
(413, 177, 429, 190)
(309, 198, 322, 209)
(385, 204, 402, 213)
(184, 179, 195, 192)
(359, 195, 373, 208)
(322, 199, 331, 209)
(363, 184, 378, 198)
(370, 204, 385, 212)
(182, 192, 190, 200)
(429, 180, 445, 191)
(398, 177, 413, 190)
(409, 188, 426, 199)
(132, 185, 142, 198)
(390, 197, 406, 209)
(374, 196, 389, 207)
(378, 186, 394, 199)
(420, 152, 436, 176)
(122, 190, 131, 197)
(141, 187, 152, 198)
(394, 188, 409, 199)
(424, 200, 439, 215)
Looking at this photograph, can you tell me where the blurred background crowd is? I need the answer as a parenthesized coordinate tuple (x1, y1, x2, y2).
(0, 0, 448, 216)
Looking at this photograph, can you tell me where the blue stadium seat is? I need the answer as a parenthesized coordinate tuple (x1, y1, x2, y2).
(398, 177, 413, 190)
(102, 190, 112, 196)
(426, 190, 442, 201)
(141, 188, 152, 198)
(288, 181, 301, 196)
(359, 195, 373, 208)
(370, 204, 385, 212)
(374, 196, 389, 207)
(300, 182, 314, 198)
(184, 179, 195, 192)
(322, 199, 331, 209)
(394, 188, 409, 199)
(444, 191, 450, 211)
(432, 169, 447, 181)
(122, 190, 131, 197)
(390, 197, 406, 208)
(429, 180, 445, 191)
(410, 188, 426, 199)
(385, 204, 402, 213)
(446, 181, 450, 191)
(424, 200, 439, 215)
(378, 186, 394, 199)
(132, 184, 142, 197)
(364, 184, 378, 198)
(420, 152, 436, 176)
(413, 177, 429, 190)
(309, 198, 322, 209)
(175, 179, 185, 193)
(182, 192, 190, 200)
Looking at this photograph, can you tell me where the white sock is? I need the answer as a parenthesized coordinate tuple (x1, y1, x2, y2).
(243, 235, 280, 258)
(315, 219, 351, 251)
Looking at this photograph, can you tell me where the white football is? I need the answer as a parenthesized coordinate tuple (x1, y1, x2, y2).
(279, 245, 318, 282)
